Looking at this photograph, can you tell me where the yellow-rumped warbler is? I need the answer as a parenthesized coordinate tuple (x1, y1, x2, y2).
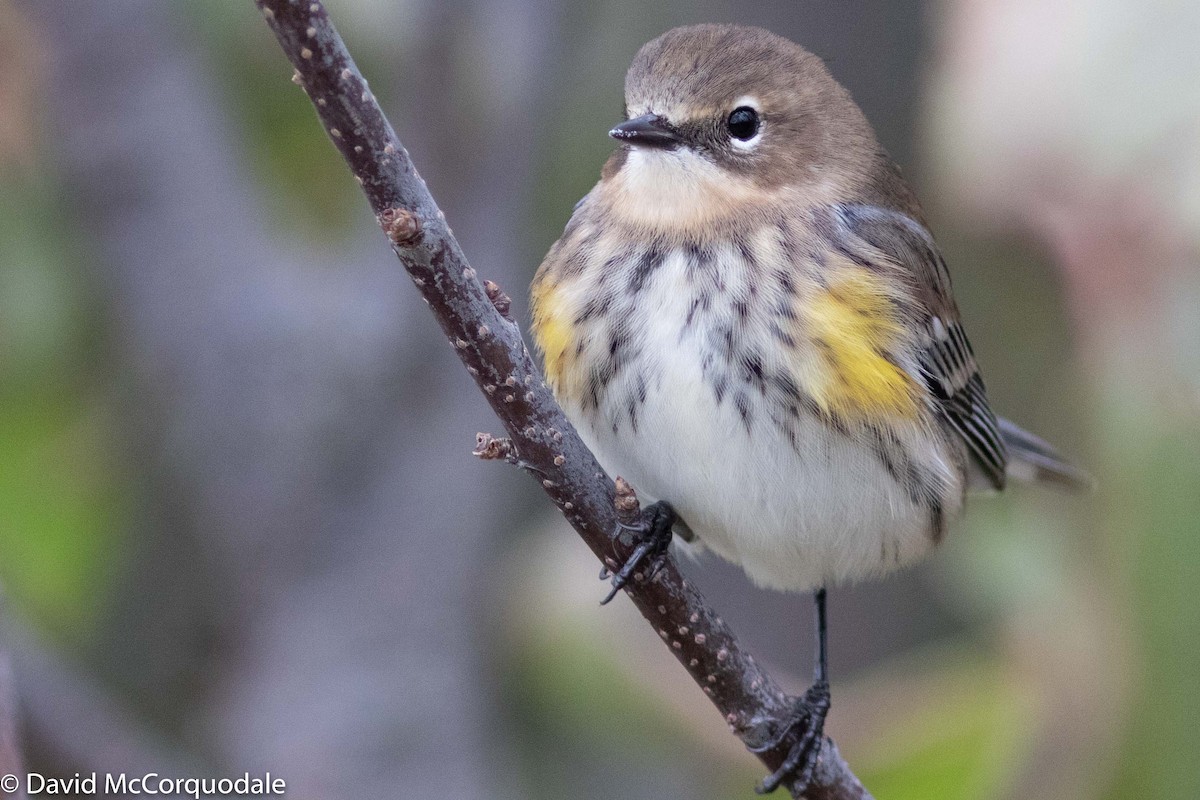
(530, 24, 1087, 793)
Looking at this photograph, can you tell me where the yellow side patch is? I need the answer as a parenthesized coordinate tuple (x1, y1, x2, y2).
(802, 270, 919, 421)
(530, 280, 578, 398)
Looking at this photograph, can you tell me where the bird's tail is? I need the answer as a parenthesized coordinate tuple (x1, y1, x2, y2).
(998, 416, 1093, 491)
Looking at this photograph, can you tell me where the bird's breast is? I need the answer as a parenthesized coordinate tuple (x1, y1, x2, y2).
(530, 224, 959, 589)
(531, 219, 925, 429)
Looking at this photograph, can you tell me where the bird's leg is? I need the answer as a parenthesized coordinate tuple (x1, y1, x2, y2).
(599, 500, 677, 604)
(752, 588, 832, 795)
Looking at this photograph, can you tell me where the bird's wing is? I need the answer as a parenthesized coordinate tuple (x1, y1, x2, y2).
(828, 203, 1008, 489)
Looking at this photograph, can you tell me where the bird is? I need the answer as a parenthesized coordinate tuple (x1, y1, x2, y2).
(529, 23, 1088, 795)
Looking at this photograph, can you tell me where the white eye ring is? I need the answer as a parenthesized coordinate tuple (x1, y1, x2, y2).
(729, 96, 763, 150)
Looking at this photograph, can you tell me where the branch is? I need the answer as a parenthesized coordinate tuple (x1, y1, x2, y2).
(254, 3, 872, 797)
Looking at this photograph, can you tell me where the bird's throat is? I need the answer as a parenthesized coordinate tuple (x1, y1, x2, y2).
(603, 148, 767, 236)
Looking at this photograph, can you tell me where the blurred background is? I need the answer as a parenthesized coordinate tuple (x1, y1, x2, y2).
(0, 0, 1197, 798)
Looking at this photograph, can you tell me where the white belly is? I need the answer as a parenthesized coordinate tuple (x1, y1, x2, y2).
(559, 250, 958, 592)
(576, 366, 942, 592)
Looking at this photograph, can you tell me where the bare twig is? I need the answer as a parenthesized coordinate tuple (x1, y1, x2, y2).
(472, 432, 517, 464)
(255, 2, 872, 797)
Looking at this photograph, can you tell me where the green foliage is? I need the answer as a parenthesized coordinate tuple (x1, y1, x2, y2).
(0, 187, 127, 635)
(186, 2, 364, 240)
(503, 624, 713, 795)
(1102, 413, 1200, 800)
(855, 656, 1028, 800)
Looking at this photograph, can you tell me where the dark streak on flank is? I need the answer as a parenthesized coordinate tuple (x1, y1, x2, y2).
(628, 247, 664, 293)
(576, 291, 614, 324)
(713, 374, 728, 405)
(686, 242, 713, 280)
(734, 232, 757, 270)
(769, 322, 795, 347)
(744, 353, 765, 385)
(734, 391, 753, 429)
(928, 499, 945, 544)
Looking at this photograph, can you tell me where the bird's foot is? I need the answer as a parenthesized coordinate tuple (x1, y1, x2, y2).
(599, 500, 676, 604)
(751, 681, 831, 795)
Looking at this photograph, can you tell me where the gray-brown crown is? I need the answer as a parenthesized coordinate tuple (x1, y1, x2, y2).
(616, 24, 916, 211)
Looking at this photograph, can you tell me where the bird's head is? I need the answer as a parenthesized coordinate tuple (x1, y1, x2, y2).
(599, 24, 885, 235)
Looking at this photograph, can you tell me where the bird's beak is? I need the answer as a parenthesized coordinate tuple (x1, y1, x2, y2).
(609, 114, 680, 150)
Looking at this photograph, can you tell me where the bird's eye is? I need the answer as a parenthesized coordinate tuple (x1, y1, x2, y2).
(727, 106, 760, 141)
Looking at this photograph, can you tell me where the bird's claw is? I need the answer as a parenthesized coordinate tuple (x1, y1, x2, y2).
(599, 501, 676, 604)
(751, 681, 831, 795)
